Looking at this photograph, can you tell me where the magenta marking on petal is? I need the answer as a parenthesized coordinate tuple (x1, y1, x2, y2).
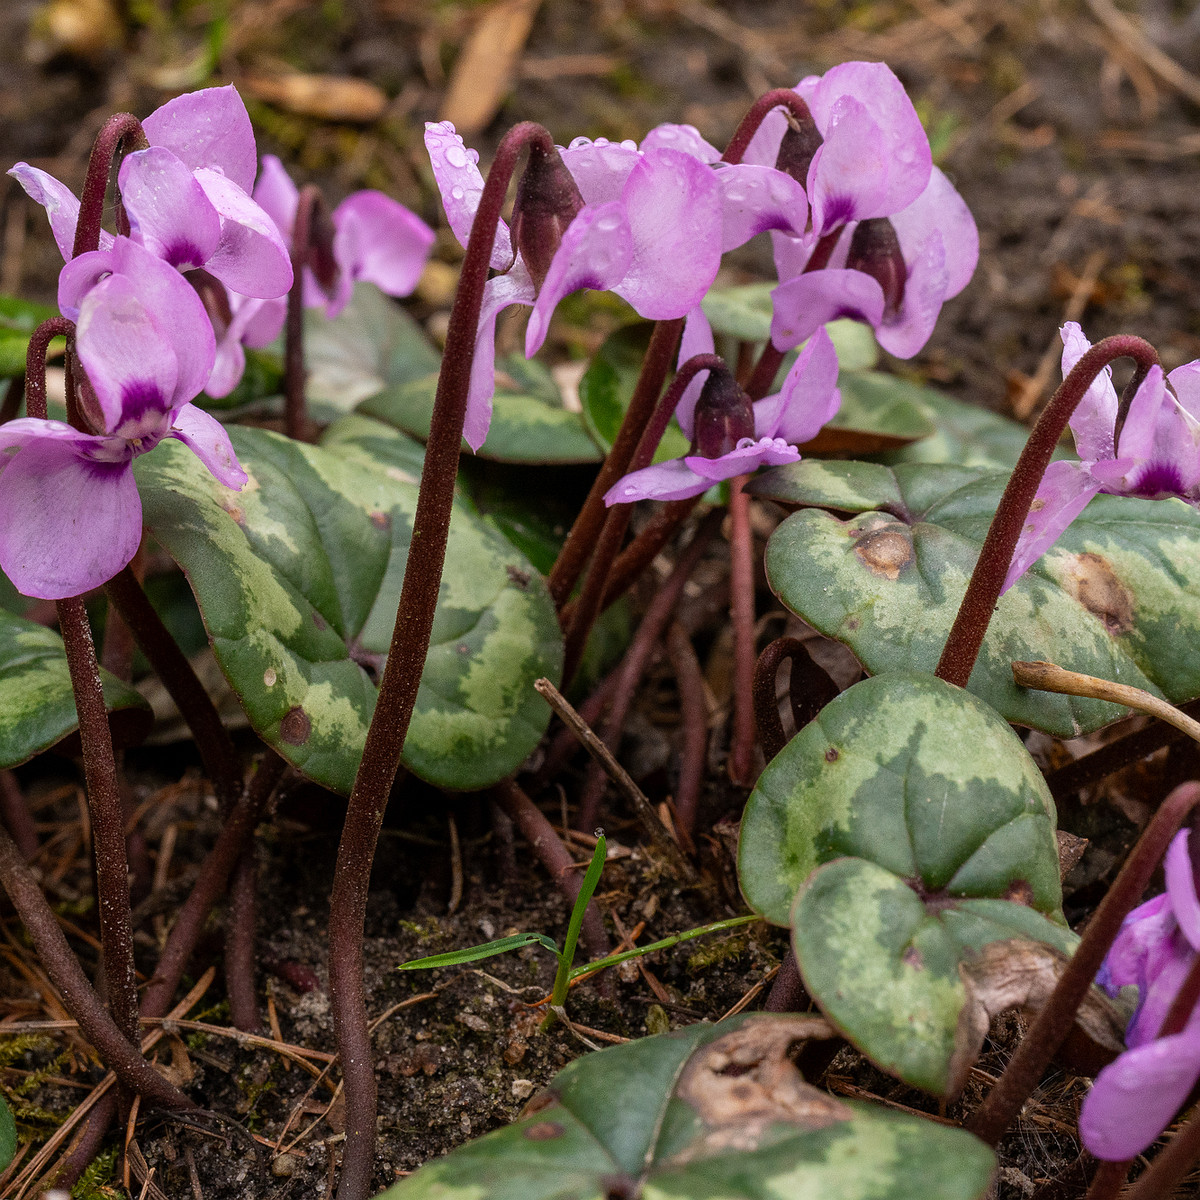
(819, 194, 856, 229)
(163, 238, 207, 269)
(119, 381, 168, 425)
(1129, 460, 1186, 499)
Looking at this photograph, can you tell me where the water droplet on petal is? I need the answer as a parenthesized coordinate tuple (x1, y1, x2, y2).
(445, 145, 468, 169)
(451, 186, 465, 201)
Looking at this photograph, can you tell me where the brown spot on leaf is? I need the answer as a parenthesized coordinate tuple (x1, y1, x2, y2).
(506, 565, 531, 589)
(222, 500, 246, 525)
(523, 1121, 564, 1141)
(279, 706, 312, 745)
(845, 617, 859, 631)
(370, 510, 391, 531)
(1062, 552, 1134, 635)
(1002, 879, 1035, 907)
(854, 526, 913, 580)
(312, 612, 327, 632)
(824, 747, 839, 763)
(902, 946, 924, 970)
(672, 1015, 847, 1157)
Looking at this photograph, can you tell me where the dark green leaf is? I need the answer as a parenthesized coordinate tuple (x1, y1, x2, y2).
(0, 1093, 13, 1173)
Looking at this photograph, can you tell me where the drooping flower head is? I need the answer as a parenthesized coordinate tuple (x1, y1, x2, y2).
(1081, 829, 1200, 1160)
(1003, 323, 1200, 591)
(0, 239, 245, 598)
(604, 317, 841, 504)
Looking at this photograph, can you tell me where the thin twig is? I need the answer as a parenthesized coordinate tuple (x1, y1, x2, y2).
(1084, 0, 1200, 108)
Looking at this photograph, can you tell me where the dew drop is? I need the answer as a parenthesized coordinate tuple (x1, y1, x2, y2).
(596, 215, 621, 232)
(445, 145, 468, 169)
(451, 186, 465, 201)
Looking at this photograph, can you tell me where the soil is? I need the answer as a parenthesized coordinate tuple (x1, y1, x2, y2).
(3, 1, 1200, 1198)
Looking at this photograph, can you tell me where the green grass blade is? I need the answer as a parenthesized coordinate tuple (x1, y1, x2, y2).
(550, 835, 607, 1008)
(568, 913, 760, 981)
(397, 931, 559, 971)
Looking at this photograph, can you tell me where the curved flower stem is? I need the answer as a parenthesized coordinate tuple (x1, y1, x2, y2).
(72, 113, 148, 259)
(24, 318, 74, 420)
(967, 779, 1200, 1146)
(721, 88, 815, 168)
(0, 825, 193, 1110)
(547, 318, 684, 609)
(284, 185, 325, 442)
(104, 566, 241, 809)
(665, 621, 706, 841)
(596, 496, 701, 613)
(727, 475, 757, 785)
(935, 335, 1159, 687)
(752, 636, 841, 762)
(561, 353, 724, 685)
(328, 121, 556, 1200)
(576, 509, 722, 831)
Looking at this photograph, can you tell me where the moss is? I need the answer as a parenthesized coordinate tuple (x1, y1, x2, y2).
(686, 933, 749, 971)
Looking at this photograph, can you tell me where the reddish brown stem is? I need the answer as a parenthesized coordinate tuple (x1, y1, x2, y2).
(666, 622, 707, 840)
(72, 113, 147, 259)
(100, 546, 141, 682)
(225, 845, 261, 1033)
(1081, 1159, 1130, 1200)
(576, 511, 722, 831)
(763, 949, 807, 1013)
(936, 335, 1160, 687)
(597, 497, 701, 613)
(23, 317, 73, 420)
(721, 89, 816, 167)
(328, 122, 555, 1200)
(752, 637, 840, 762)
(0, 825, 193, 1109)
(727, 476, 757, 785)
(494, 779, 609, 962)
(547, 318, 683, 609)
(283, 185, 324, 442)
(968, 780, 1200, 1145)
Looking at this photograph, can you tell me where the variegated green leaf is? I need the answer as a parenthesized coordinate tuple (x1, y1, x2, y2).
(0, 608, 152, 767)
(376, 1014, 996, 1200)
(134, 427, 562, 794)
(755, 462, 1200, 736)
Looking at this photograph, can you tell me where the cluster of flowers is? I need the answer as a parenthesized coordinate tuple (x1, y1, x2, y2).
(424, 60, 978, 495)
(1, 86, 434, 599)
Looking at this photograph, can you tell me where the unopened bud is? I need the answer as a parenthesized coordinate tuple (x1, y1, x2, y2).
(510, 143, 585, 290)
(774, 107, 823, 188)
(846, 218, 907, 319)
(690, 367, 755, 459)
(305, 200, 340, 299)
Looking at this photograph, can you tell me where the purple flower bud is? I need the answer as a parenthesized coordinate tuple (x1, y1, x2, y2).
(510, 142, 585, 291)
(773, 108, 824, 190)
(689, 368, 756, 459)
(846, 218, 906, 320)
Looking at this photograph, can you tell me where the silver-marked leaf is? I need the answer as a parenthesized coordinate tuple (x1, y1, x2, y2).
(739, 672, 1064, 928)
(792, 858, 1077, 1095)
(134, 427, 562, 794)
(0, 608, 152, 767)
(360, 353, 602, 464)
(318, 413, 427, 487)
(377, 1014, 996, 1200)
(756, 462, 1200, 736)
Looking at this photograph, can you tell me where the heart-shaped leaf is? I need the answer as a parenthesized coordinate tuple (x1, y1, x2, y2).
(754, 462, 1200, 736)
(0, 608, 152, 768)
(376, 1014, 996, 1200)
(134, 427, 562, 794)
(805, 370, 933, 454)
(739, 672, 1064, 927)
(318, 413, 427, 487)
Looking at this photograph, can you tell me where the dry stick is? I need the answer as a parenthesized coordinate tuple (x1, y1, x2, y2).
(575, 509, 722, 832)
(535, 678, 698, 886)
(328, 123, 556, 1200)
(492, 779, 609, 962)
(726, 476, 757, 785)
(533, 661, 624, 790)
(936, 335, 1159, 689)
(547, 318, 684, 610)
(665, 621, 707, 841)
(104, 566, 241, 810)
(0, 825, 193, 1111)
(967, 778, 1200, 1145)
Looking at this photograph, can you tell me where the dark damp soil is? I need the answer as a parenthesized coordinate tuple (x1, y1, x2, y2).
(4, 1, 1200, 1197)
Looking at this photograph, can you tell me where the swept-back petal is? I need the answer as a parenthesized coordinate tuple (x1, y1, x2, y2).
(675, 305, 716, 440)
(424, 121, 512, 271)
(715, 163, 807, 250)
(891, 166, 978, 299)
(0, 431, 140, 598)
(119, 147, 221, 271)
(807, 95, 890, 233)
(639, 124, 721, 163)
(770, 268, 885, 350)
(252, 154, 299, 240)
(685, 437, 799, 481)
(1165, 829, 1200, 951)
(613, 148, 721, 320)
(560, 137, 641, 204)
(1062, 321, 1118, 462)
(195, 168, 293, 299)
(756, 326, 841, 443)
(525, 202, 632, 356)
(331, 190, 435, 313)
(170, 403, 247, 488)
(205, 295, 284, 398)
(142, 84, 258, 193)
(605, 459, 711, 504)
(1169, 360, 1200, 423)
(7, 164, 108, 261)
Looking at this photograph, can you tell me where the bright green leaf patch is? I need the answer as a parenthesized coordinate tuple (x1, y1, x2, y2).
(135, 427, 563, 794)
(754, 462, 1200, 736)
(377, 1014, 996, 1200)
(0, 293, 57, 380)
(0, 609, 152, 768)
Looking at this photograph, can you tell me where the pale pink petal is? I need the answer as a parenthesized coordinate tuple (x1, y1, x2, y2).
(1080, 1028, 1200, 1160)
(890, 166, 978, 299)
(715, 164, 807, 250)
(604, 459, 711, 504)
(1115, 365, 1166, 461)
(1165, 830, 1200, 951)
(1002, 459, 1103, 593)
(675, 305, 716, 440)
(169, 403, 247, 488)
(770, 269, 885, 351)
(875, 232, 948, 359)
(613, 148, 721, 320)
(142, 84, 258, 193)
(424, 121, 512, 271)
(756, 326, 841, 443)
(1062, 322, 1118, 462)
(0, 432, 140, 599)
(1105, 894, 1174, 991)
(807, 95, 890, 233)
(195, 168, 294, 299)
(685, 437, 799, 481)
(1125, 939, 1197, 1048)
(560, 137, 640, 204)
(118, 147, 222, 271)
(742, 106, 789, 168)
(206, 335, 246, 400)
(640, 124, 721, 163)
(252, 154, 299, 241)
(525, 202, 632, 356)
(8, 164, 83, 261)
(205, 295, 282, 399)
(1169, 361, 1200, 424)
(331, 191, 435, 312)
(771, 227, 849, 282)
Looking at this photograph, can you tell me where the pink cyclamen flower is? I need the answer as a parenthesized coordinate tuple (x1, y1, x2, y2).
(10, 86, 293, 302)
(1003, 322, 1200, 591)
(424, 121, 729, 451)
(0, 238, 246, 599)
(1081, 829, 1200, 1160)
(603, 318, 841, 504)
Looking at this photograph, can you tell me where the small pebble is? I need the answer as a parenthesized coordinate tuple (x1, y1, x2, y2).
(271, 1154, 298, 1178)
(645, 1004, 670, 1035)
(511, 1078, 535, 1100)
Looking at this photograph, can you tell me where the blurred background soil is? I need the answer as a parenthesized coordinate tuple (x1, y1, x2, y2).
(2, 1, 1200, 1197)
